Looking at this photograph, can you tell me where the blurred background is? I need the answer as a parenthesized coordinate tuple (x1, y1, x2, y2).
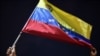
(1, 0, 100, 56)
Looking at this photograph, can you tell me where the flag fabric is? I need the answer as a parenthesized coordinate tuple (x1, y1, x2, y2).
(22, 0, 93, 49)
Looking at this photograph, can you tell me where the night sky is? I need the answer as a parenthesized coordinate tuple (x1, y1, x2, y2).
(1, 0, 100, 56)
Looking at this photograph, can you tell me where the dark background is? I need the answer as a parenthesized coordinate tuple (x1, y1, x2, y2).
(0, 0, 100, 56)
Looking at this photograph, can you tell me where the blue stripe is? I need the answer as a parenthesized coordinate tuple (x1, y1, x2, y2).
(30, 7, 90, 43)
(31, 7, 59, 27)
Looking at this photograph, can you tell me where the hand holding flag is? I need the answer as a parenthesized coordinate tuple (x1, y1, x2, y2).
(90, 47, 97, 56)
(6, 47, 16, 56)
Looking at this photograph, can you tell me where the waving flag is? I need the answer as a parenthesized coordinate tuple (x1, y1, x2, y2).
(22, 0, 93, 49)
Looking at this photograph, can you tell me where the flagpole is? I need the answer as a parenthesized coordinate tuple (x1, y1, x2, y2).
(11, 32, 22, 48)
(11, 0, 39, 48)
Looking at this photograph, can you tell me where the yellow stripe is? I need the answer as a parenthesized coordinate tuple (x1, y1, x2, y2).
(45, 0, 92, 39)
(37, 0, 48, 10)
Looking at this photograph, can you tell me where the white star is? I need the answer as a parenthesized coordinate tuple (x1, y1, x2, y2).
(49, 19, 55, 22)
(62, 28, 65, 30)
(65, 31, 69, 34)
(57, 24, 60, 27)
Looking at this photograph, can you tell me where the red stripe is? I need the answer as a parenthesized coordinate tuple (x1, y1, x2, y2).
(22, 19, 93, 48)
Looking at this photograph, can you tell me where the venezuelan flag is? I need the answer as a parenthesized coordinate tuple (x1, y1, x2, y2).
(22, 0, 93, 48)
